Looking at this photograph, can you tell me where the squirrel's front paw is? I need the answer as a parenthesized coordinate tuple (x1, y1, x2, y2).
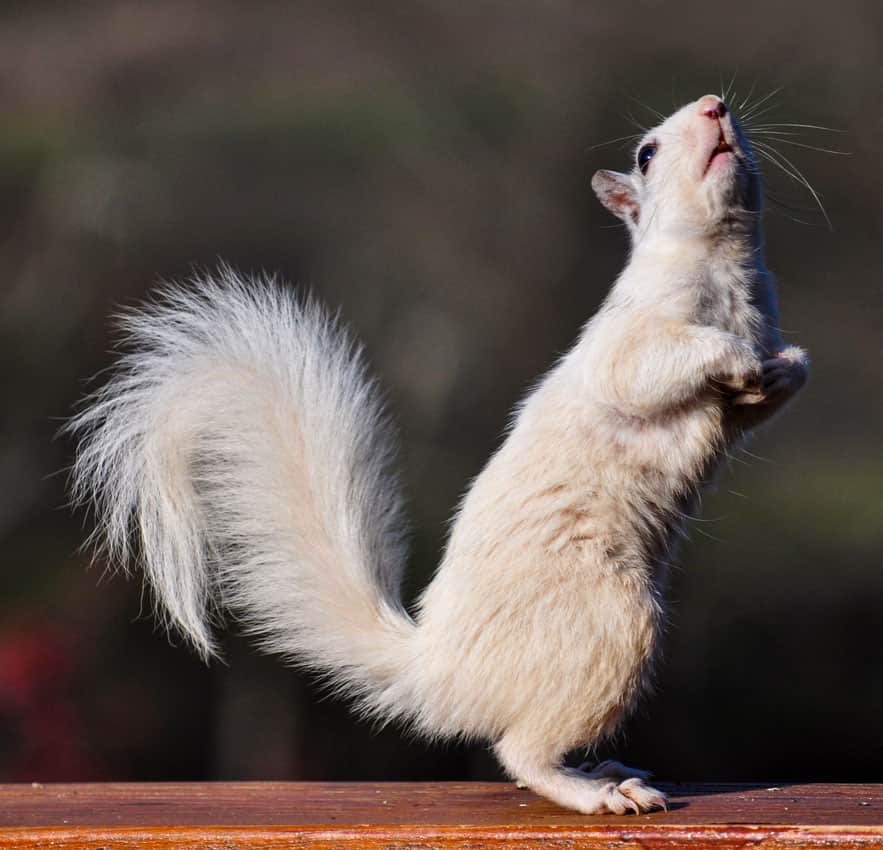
(713, 342, 763, 396)
(731, 346, 809, 406)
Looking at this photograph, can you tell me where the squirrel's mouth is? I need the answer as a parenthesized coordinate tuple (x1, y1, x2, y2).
(705, 135, 734, 173)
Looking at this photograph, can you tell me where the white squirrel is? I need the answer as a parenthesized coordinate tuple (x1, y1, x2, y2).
(69, 94, 808, 815)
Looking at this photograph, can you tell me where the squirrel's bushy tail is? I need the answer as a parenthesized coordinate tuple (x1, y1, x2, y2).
(68, 268, 416, 720)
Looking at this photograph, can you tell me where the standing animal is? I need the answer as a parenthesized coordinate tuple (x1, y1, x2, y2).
(69, 93, 808, 814)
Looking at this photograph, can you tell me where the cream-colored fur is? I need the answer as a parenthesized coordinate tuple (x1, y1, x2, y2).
(69, 94, 808, 814)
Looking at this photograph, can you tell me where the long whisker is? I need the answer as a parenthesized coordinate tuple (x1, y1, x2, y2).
(723, 72, 738, 104)
(757, 203, 818, 228)
(586, 133, 643, 152)
(628, 95, 665, 122)
(619, 110, 649, 134)
(752, 141, 831, 228)
(746, 128, 801, 136)
(741, 85, 783, 122)
(745, 122, 844, 133)
(736, 80, 758, 113)
(750, 135, 850, 155)
(765, 191, 828, 225)
(741, 85, 782, 120)
(767, 208, 818, 226)
(738, 100, 780, 126)
(728, 85, 740, 113)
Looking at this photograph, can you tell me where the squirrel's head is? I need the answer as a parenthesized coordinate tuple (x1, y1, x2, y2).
(592, 94, 761, 245)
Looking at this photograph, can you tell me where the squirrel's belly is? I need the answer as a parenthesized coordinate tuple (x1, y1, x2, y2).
(412, 535, 663, 743)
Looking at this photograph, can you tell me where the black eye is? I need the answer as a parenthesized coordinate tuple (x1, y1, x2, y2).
(637, 143, 657, 175)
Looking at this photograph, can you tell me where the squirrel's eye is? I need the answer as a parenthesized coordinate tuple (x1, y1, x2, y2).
(637, 143, 657, 175)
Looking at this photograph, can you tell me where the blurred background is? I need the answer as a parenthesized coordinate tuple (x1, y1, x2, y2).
(1, 0, 881, 786)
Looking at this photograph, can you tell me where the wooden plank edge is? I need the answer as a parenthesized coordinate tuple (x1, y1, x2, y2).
(2, 824, 883, 850)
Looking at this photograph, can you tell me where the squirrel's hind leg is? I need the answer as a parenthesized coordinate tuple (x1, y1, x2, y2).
(495, 734, 666, 815)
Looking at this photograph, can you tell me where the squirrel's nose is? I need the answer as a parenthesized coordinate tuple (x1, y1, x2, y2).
(698, 95, 727, 119)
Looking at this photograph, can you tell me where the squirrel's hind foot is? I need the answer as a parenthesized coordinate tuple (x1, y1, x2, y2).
(561, 767, 667, 814)
(498, 737, 665, 814)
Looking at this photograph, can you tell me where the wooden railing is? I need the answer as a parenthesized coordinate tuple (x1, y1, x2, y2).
(1, 781, 881, 848)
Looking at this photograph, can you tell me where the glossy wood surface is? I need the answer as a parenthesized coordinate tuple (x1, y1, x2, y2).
(1, 781, 881, 848)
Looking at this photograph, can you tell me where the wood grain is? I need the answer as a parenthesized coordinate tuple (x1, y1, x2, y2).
(0, 782, 881, 848)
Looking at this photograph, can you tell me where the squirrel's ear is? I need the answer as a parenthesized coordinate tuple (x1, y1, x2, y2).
(591, 170, 640, 225)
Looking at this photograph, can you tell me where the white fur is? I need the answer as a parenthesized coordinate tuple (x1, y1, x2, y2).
(68, 270, 416, 718)
(69, 95, 808, 814)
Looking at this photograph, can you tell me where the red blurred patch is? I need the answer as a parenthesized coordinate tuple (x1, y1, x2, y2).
(0, 621, 104, 781)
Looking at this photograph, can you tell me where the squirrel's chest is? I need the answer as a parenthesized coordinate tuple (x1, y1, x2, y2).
(696, 267, 761, 341)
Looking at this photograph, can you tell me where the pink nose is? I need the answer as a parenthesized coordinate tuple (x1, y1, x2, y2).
(698, 95, 727, 119)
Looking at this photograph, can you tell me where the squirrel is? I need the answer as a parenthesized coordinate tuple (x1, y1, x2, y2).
(69, 94, 808, 815)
